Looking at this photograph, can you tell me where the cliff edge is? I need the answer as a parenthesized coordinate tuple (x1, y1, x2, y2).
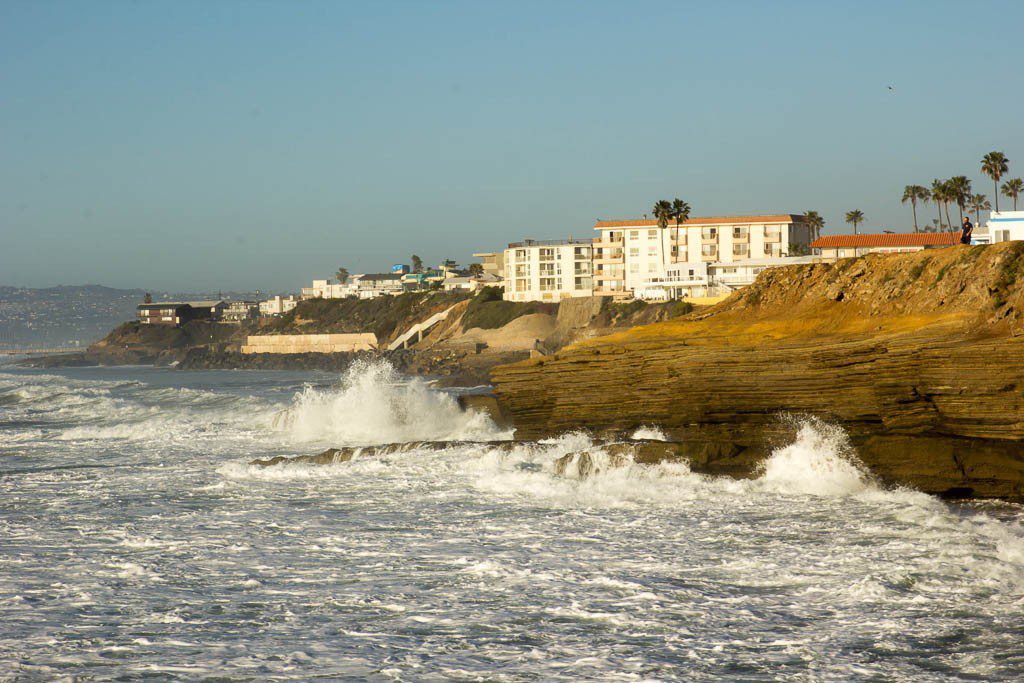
(491, 242, 1024, 499)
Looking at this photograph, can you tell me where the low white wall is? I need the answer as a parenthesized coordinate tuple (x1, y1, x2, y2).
(242, 333, 377, 354)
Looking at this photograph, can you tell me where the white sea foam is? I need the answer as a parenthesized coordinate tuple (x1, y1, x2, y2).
(756, 419, 872, 496)
(273, 359, 510, 446)
(630, 425, 667, 441)
(5, 367, 1024, 681)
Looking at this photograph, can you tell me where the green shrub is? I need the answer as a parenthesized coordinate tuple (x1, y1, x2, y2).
(263, 290, 471, 340)
(908, 257, 931, 282)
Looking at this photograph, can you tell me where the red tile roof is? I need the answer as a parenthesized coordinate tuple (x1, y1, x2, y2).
(594, 214, 805, 229)
(810, 233, 959, 248)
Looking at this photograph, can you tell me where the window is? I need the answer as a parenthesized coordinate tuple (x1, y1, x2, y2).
(515, 264, 530, 277)
(702, 244, 717, 257)
(629, 230, 639, 239)
(702, 227, 717, 240)
(539, 278, 557, 291)
(574, 247, 589, 258)
(629, 263, 640, 273)
(765, 243, 780, 256)
(733, 243, 749, 256)
(539, 248, 555, 261)
(648, 229, 658, 238)
(648, 246, 658, 256)
(733, 226, 748, 239)
(515, 249, 527, 260)
(648, 263, 658, 272)
(629, 248, 640, 257)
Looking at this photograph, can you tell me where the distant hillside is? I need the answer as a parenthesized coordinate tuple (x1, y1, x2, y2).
(0, 284, 263, 347)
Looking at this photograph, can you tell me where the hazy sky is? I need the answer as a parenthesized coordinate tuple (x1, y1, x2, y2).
(3, 1, 1023, 291)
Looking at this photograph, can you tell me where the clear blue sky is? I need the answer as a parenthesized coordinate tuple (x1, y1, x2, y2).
(3, 0, 1022, 291)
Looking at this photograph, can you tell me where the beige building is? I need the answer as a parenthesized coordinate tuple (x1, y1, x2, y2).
(472, 251, 506, 280)
(593, 214, 813, 298)
(503, 239, 594, 302)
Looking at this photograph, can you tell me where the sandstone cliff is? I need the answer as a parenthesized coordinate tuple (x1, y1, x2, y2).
(491, 243, 1024, 499)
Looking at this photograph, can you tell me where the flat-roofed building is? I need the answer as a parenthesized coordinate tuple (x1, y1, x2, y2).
(472, 251, 506, 280)
(984, 211, 1024, 244)
(503, 239, 594, 302)
(136, 300, 226, 326)
(593, 214, 813, 298)
(223, 300, 259, 322)
(811, 232, 958, 259)
(259, 295, 299, 316)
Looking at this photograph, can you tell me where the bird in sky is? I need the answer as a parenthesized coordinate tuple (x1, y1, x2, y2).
(888, 85, 895, 92)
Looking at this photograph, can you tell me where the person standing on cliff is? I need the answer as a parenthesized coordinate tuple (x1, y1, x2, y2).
(959, 216, 974, 245)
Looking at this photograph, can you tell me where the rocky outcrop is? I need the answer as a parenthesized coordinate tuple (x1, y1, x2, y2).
(492, 243, 1024, 500)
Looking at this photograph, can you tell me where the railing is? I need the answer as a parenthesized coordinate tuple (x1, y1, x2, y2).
(507, 239, 593, 247)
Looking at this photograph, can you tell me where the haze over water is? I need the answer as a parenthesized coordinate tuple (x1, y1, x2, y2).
(2, 361, 1024, 680)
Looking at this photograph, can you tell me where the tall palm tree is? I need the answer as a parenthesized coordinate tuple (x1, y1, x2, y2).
(982, 151, 1010, 212)
(652, 200, 673, 230)
(901, 185, 929, 233)
(804, 210, 825, 242)
(948, 175, 972, 226)
(670, 198, 690, 262)
(969, 194, 991, 226)
(936, 180, 955, 234)
(930, 179, 947, 230)
(1001, 178, 1023, 211)
(844, 209, 865, 234)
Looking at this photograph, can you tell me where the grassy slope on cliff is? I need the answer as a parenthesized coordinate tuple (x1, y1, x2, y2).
(459, 287, 558, 330)
(260, 290, 472, 342)
(576, 242, 1024, 349)
(91, 320, 244, 351)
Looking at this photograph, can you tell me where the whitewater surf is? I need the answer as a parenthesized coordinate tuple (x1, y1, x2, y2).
(2, 360, 1024, 680)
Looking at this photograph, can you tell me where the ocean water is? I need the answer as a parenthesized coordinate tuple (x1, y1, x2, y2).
(2, 360, 1024, 681)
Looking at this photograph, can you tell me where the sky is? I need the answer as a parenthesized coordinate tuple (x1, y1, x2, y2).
(2, 0, 1023, 291)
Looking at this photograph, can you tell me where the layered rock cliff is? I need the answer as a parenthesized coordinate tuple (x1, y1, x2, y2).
(491, 242, 1024, 499)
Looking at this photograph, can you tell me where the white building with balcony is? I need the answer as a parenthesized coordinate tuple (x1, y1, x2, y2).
(593, 214, 814, 299)
(259, 295, 299, 316)
(503, 239, 594, 302)
(301, 279, 357, 300)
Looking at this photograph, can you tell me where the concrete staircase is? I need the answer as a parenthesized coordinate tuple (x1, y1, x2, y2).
(387, 302, 463, 351)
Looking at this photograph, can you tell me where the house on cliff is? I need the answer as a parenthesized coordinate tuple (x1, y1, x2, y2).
(136, 300, 226, 326)
(811, 233, 958, 259)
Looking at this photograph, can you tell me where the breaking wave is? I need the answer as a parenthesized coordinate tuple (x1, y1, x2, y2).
(273, 359, 511, 446)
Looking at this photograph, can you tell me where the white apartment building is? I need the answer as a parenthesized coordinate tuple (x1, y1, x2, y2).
(503, 239, 594, 302)
(593, 214, 814, 298)
(985, 211, 1024, 243)
(301, 279, 357, 300)
(259, 295, 299, 316)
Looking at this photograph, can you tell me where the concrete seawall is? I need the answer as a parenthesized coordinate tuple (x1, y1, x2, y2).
(241, 333, 377, 354)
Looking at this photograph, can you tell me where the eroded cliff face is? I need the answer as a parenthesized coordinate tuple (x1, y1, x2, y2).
(491, 242, 1024, 499)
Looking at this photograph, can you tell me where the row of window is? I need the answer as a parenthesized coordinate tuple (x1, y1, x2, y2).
(622, 226, 784, 240)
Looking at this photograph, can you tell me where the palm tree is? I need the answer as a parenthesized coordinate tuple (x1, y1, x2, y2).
(948, 175, 972, 226)
(844, 209, 865, 234)
(670, 198, 690, 261)
(1001, 178, 1023, 211)
(336, 267, 349, 284)
(652, 200, 673, 230)
(804, 210, 825, 242)
(969, 194, 991, 226)
(982, 151, 1010, 212)
(901, 185, 929, 233)
(930, 180, 946, 230)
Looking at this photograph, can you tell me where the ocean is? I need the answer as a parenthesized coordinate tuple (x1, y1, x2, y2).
(1, 360, 1023, 681)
